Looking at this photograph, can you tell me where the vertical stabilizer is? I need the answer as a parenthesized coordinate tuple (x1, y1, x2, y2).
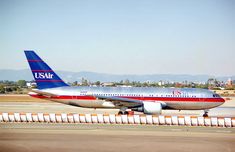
(24, 50, 69, 89)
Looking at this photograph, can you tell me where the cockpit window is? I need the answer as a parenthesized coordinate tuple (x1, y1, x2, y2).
(213, 94, 220, 97)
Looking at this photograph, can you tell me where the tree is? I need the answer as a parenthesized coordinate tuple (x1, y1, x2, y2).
(142, 82, 149, 87)
(124, 79, 130, 85)
(81, 78, 89, 86)
(95, 81, 101, 86)
(17, 80, 26, 88)
(0, 85, 5, 93)
(72, 81, 78, 86)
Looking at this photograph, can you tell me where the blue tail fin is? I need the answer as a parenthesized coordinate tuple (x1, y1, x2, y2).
(24, 50, 69, 89)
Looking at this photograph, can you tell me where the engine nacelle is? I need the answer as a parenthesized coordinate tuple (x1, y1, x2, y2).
(132, 102, 162, 114)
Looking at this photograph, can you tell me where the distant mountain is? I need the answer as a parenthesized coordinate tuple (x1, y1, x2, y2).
(0, 69, 33, 81)
(0, 69, 234, 83)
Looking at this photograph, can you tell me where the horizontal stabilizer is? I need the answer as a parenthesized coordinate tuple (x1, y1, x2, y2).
(30, 89, 58, 97)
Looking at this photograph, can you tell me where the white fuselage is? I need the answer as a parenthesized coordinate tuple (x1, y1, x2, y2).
(30, 86, 225, 110)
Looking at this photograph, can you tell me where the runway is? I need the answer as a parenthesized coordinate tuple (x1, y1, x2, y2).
(0, 123, 235, 152)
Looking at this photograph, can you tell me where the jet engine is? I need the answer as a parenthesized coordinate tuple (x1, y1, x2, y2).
(132, 102, 162, 114)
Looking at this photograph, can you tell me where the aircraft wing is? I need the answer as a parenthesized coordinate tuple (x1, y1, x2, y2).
(93, 95, 143, 108)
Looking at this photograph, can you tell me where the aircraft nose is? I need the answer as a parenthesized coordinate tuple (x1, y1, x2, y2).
(220, 97, 225, 102)
(217, 94, 225, 102)
(217, 94, 225, 103)
(221, 97, 225, 102)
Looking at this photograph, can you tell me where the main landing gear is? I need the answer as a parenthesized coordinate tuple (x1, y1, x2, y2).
(203, 110, 209, 117)
(118, 107, 128, 115)
(118, 107, 134, 115)
(118, 111, 129, 115)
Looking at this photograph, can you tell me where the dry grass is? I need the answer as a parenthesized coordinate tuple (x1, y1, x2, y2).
(0, 95, 48, 102)
(213, 90, 235, 97)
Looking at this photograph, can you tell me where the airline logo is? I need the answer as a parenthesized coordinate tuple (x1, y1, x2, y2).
(172, 90, 181, 96)
(34, 72, 54, 79)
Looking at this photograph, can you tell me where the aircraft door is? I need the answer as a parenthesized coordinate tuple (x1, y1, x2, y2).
(199, 93, 205, 102)
(72, 91, 78, 101)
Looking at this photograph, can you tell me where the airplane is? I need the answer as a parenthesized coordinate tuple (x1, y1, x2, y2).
(24, 50, 225, 117)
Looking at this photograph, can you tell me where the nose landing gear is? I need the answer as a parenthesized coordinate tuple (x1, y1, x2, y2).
(203, 110, 209, 117)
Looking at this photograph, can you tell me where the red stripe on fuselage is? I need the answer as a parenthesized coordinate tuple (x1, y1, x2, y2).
(30, 95, 225, 102)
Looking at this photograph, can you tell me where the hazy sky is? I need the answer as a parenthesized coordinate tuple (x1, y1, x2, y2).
(1, 0, 234, 76)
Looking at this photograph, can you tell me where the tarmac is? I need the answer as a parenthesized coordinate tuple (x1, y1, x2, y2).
(0, 123, 235, 152)
(0, 95, 235, 152)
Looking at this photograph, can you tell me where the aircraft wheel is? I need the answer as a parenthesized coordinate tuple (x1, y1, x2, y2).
(118, 111, 124, 115)
(124, 111, 129, 115)
(118, 111, 128, 115)
(203, 112, 209, 117)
